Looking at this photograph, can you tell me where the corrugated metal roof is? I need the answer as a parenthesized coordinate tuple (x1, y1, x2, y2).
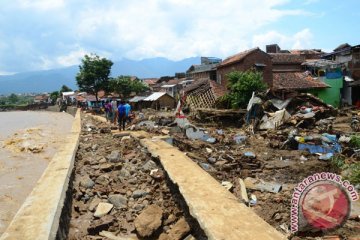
(62, 91, 75, 96)
(129, 96, 147, 102)
(161, 84, 176, 88)
(143, 92, 167, 101)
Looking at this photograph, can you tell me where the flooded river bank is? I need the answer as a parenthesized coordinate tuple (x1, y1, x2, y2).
(0, 111, 74, 235)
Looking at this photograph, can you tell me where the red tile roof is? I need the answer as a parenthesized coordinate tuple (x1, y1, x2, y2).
(273, 72, 329, 90)
(166, 78, 185, 85)
(144, 79, 158, 85)
(218, 48, 260, 68)
(209, 80, 228, 98)
(270, 53, 305, 64)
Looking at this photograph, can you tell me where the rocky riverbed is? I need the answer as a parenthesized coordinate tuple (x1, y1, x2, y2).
(68, 114, 193, 240)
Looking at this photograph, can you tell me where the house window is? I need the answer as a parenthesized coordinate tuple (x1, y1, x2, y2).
(254, 63, 266, 72)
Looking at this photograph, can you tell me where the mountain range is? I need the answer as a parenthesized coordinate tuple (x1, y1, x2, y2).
(0, 57, 200, 94)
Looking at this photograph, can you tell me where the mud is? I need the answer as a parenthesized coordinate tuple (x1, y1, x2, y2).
(0, 111, 74, 235)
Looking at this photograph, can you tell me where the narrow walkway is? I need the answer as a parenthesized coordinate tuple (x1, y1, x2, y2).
(137, 136, 285, 240)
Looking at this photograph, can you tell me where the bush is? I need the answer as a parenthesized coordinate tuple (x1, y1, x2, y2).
(224, 70, 267, 109)
(343, 162, 360, 185)
(349, 135, 360, 148)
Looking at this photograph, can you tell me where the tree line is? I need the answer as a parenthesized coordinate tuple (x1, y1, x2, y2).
(76, 54, 148, 102)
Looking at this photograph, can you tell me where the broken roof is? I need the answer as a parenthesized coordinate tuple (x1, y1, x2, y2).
(302, 59, 340, 68)
(270, 53, 305, 64)
(184, 78, 228, 99)
(218, 47, 261, 68)
(273, 72, 329, 90)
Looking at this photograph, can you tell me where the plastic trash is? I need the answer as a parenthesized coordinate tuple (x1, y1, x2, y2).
(244, 152, 256, 158)
(200, 163, 211, 171)
(319, 153, 334, 160)
(205, 137, 216, 143)
(234, 135, 247, 144)
(249, 194, 257, 206)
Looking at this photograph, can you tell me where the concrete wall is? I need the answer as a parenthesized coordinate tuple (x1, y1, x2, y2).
(311, 77, 343, 107)
(0, 110, 81, 240)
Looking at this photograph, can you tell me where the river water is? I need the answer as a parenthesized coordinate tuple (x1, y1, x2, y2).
(0, 111, 74, 235)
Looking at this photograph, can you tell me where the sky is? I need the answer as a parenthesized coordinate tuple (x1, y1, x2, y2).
(0, 0, 359, 75)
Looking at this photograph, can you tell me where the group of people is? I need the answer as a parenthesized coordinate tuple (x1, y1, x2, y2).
(104, 99, 132, 130)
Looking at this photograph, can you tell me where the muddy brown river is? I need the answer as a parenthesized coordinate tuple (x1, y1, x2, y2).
(0, 111, 74, 235)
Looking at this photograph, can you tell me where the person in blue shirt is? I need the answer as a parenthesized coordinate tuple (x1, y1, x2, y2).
(124, 101, 132, 123)
(117, 100, 126, 131)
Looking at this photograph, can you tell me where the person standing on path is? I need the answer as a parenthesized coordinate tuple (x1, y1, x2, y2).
(111, 98, 118, 125)
(124, 101, 132, 123)
(117, 100, 126, 131)
(104, 100, 112, 122)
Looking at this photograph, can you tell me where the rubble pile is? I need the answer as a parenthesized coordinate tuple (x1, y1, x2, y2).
(169, 123, 360, 238)
(68, 114, 192, 240)
(144, 93, 359, 239)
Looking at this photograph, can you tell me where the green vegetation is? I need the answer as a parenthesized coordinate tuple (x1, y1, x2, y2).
(349, 135, 360, 148)
(330, 154, 346, 170)
(221, 70, 267, 109)
(50, 91, 60, 104)
(76, 54, 113, 101)
(343, 162, 360, 185)
(59, 85, 72, 93)
(330, 152, 360, 185)
(109, 76, 148, 98)
(0, 94, 34, 107)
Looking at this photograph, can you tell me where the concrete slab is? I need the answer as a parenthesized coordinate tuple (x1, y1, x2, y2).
(0, 110, 81, 240)
(138, 137, 286, 240)
(90, 115, 285, 239)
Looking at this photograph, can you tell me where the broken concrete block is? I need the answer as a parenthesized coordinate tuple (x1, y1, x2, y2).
(94, 202, 113, 218)
(134, 205, 163, 237)
(244, 177, 282, 193)
(238, 178, 249, 203)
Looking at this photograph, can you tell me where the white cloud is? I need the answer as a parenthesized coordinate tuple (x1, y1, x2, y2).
(56, 49, 89, 67)
(0, 0, 313, 72)
(252, 28, 313, 50)
(17, 0, 65, 10)
(0, 71, 16, 76)
(73, 0, 309, 60)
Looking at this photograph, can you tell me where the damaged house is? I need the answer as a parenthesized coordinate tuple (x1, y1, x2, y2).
(322, 43, 360, 106)
(183, 78, 228, 109)
(266, 44, 342, 106)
